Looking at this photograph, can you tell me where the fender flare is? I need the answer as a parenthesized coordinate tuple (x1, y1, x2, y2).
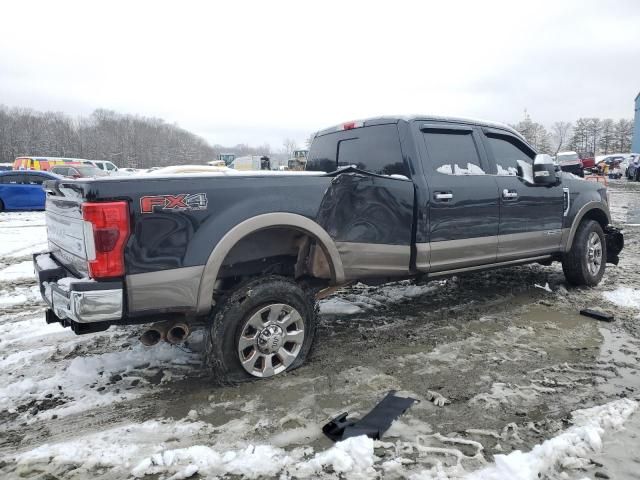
(562, 201, 611, 252)
(195, 212, 345, 314)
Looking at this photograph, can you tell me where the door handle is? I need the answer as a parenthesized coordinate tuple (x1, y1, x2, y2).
(502, 189, 518, 200)
(434, 192, 453, 201)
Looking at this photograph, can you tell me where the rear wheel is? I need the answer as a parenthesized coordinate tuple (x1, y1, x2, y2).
(204, 275, 317, 384)
(562, 220, 606, 286)
(0, 199, 4, 212)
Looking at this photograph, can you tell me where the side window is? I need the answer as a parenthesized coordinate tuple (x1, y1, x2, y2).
(2, 174, 22, 184)
(26, 175, 44, 185)
(422, 130, 485, 175)
(485, 134, 535, 176)
(307, 135, 337, 172)
(308, 124, 408, 176)
(106, 163, 116, 171)
(336, 125, 408, 176)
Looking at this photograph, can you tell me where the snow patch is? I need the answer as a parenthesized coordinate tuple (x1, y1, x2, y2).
(0, 260, 35, 281)
(35, 253, 58, 270)
(319, 298, 362, 315)
(602, 287, 640, 309)
(467, 399, 638, 480)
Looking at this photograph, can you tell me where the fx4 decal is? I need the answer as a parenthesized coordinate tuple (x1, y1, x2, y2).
(140, 193, 208, 214)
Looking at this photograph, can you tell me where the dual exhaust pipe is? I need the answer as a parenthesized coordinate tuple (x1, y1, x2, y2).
(140, 321, 190, 346)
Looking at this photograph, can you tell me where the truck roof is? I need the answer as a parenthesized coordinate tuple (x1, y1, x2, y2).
(316, 114, 524, 141)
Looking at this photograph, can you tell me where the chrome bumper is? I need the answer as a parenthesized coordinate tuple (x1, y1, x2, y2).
(34, 253, 123, 324)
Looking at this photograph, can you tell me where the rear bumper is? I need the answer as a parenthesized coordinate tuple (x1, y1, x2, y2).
(33, 253, 123, 326)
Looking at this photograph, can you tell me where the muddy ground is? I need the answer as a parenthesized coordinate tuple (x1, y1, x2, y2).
(1, 180, 639, 479)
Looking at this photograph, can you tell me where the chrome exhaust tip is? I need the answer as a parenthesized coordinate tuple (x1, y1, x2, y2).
(140, 328, 163, 346)
(166, 322, 190, 344)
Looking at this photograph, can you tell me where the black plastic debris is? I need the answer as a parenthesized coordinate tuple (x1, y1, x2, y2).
(580, 309, 614, 322)
(322, 390, 417, 442)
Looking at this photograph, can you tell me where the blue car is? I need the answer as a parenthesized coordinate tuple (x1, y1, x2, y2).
(0, 170, 60, 211)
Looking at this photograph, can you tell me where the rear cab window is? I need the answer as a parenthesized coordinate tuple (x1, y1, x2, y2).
(307, 123, 409, 177)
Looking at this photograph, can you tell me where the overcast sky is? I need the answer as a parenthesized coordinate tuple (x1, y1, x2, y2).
(1, 0, 639, 148)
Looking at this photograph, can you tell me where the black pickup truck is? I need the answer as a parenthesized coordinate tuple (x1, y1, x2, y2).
(34, 115, 624, 382)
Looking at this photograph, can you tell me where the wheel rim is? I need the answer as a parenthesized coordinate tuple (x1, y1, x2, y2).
(586, 232, 603, 276)
(237, 303, 305, 378)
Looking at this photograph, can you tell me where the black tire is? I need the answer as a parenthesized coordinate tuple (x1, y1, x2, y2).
(562, 220, 606, 287)
(0, 199, 4, 212)
(204, 275, 317, 384)
(635, 169, 640, 182)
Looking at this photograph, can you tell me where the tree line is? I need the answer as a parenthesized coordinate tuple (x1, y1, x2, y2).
(511, 111, 634, 156)
(0, 105, 635, 168)
(0, 106, 271, 168)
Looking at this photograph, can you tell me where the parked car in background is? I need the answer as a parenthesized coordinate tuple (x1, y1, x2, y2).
(13, 156, 86, 171)
(83, 159, 119, 173)
(51, 164, 108, 179)
(0, 163, 12, 171)
(627, 154, 640, 181)
(0, 170, 60, 211)
(555, 151, 584, 177)
(578, 152, 596, 171)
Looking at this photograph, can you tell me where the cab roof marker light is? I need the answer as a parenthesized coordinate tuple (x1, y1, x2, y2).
(341, 121, 364, 131)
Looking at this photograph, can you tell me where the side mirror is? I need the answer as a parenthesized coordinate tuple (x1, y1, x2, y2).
(533, 154, 557, 185)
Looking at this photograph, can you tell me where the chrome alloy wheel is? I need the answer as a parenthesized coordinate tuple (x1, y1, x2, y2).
(586, 231, 603, 276)
(237, 303, 305, 378)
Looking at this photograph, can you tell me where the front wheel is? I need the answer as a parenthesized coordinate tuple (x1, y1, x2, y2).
(204, 275, 317, 384)
(562, 220, 606, 286)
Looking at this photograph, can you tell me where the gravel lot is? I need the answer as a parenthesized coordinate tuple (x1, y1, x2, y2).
(1, 180, 639, 479)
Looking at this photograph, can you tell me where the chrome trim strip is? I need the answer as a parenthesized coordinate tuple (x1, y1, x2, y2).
(335, 242, 411, 279)
(127, 265, 204, 313)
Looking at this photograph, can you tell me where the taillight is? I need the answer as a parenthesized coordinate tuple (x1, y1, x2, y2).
(82, 201, 129, 278)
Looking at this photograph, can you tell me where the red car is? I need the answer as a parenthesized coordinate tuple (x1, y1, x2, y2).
(579, 152, 595, 170)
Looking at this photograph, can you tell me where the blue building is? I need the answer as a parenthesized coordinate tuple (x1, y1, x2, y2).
(633, 91, 640, 153)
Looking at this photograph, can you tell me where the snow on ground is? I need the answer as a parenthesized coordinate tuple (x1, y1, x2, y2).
(602, 286, 640, 310)
(0, 335, 198, 421)
(10, 399, 637, 479)
(0, 212, 47, 259)
(319, 280, 442, 314)
(0, 260, 35, 281)
(466, 399, 638, 480)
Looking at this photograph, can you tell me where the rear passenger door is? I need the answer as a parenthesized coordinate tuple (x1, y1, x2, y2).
(481, 129, 564, 260)
(416, 123, 500, 272)
(310, 123, 416, 279)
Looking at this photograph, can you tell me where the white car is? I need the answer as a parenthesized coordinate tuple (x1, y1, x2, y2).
(83, 160, 119, 174)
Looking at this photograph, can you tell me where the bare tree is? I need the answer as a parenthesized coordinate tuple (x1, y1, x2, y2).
(282, 138, 298, 156)
(551, 121, 572, 155)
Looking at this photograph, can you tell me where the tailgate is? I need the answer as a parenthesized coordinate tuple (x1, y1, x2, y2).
(44, 183, 89, 277)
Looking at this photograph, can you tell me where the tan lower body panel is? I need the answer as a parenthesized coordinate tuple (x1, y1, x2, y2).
(335, 242, 411, 279)
(127, 265, 204, 313)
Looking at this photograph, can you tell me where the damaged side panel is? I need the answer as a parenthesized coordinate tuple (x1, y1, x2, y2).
(316, 171, 415, 279)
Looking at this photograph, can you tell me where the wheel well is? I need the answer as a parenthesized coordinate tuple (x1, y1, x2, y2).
(215, 227, 333, 290)
(582, 208, 608, 229)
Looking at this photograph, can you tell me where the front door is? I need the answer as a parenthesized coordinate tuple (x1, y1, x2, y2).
(481, 129, 564, 260)
(417, 123, 500, 273)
